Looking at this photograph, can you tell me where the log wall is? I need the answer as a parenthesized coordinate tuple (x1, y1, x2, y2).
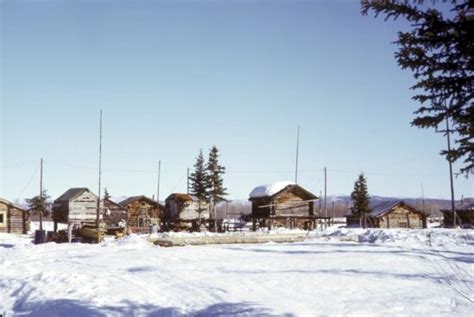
(0, 201, 29, 234)
(378, 206, 424, 229)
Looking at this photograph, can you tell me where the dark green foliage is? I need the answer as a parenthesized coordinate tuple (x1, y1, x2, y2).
(26, 189, 51, 231)
(206, 146, 228, 203)
(104, 187, 111, 201)
(189, 149, 210, 202)
(351, 174, 371, 217)
(361, 0, 474, 175)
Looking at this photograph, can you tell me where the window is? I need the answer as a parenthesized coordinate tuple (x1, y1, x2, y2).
(0, 211, 6, 227)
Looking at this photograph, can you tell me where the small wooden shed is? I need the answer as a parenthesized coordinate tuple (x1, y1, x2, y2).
(52, 188, 98, 230)
(0, 198, 29, 234)
(249, 182, 318, 230)
(164, 193, 209, 221)
(103, 198, 128, 229)
(119, 196, 162, 233)
(368, 200, 427, 229)
(440, 198, 474, 228)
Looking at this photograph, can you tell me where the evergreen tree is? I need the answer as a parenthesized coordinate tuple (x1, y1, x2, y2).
(206, 146, 228, 203)
(350, 174, 371, 228)
(361, 0, 473, 175)
(104, 187, 111, 201)
(189, 149, 209, 202)
(26, 189, 51, 231)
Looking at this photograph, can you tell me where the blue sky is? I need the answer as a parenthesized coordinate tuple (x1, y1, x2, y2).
(1, 0, 472, 202)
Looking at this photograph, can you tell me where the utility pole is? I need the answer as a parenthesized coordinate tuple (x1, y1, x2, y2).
(295, 125, 300, 184)
(157, 160, 161, 203)
(437, 112, 456, 227)
(96, 109, 103, 228)
(324, 167, 327, 217)
(39, 158, 43, 231)
(421, 182, 426, 215)
(187, 167, 190, 194)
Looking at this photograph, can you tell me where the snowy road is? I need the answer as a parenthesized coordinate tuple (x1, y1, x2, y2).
(1, 229, 473, 316)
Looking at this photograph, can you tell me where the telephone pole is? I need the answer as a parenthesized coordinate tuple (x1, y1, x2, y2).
(157, 160, 161, 203)
(324, 167, 327, 217)
(39, 158, 43, 231)
(295, 125, 300, 184)
(187, 167, 190, 194)
(96, 109, 103, 228)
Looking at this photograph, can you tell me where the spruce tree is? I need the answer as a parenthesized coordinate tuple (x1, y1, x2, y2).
(361, 0, 473, 175)
(26, 189, 51, 231)
(206, 146, 228, 203)
(350, 174, 371, 228)
(189, 149, 209, 203)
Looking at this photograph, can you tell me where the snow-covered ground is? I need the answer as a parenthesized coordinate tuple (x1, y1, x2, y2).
(1, 228, 473, 316)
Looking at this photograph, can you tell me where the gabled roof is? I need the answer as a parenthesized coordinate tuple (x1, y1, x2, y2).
(0, 197, 27, 211)
(165, 193, 194, 202)
(54, 188, 97, 202)
(249, 182, 317, 200)
(368, 200, 423, 218)
(119, 195, 163, 209)
(104, 198, 127, 211)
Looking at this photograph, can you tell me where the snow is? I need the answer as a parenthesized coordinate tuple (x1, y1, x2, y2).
(1, 228, 473, 316)
(249, 181, 295, 198)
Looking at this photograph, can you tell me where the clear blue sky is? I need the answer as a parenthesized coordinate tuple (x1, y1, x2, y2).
(1, 0, 472, 202)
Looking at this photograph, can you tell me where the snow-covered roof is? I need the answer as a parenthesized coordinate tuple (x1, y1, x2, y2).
(249, 181, 295, 199)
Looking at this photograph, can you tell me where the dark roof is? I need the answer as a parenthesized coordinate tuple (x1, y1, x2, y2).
(104, 198, 127, 210)
(165, 193, 194, 202)
(119, 195, 163, 209)
(55, 188, 95, 202)
(368, 200, 423, 218)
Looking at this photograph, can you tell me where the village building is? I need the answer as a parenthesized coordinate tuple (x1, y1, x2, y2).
(0, 198, 30, 234)
(102, 197, 128, 230)
(440, 198, 474, 228)
(248, 182, 320, 230)
(52, 188, 98, 231)
(163, 193, 209, 231)
(346, 200, 427, 229)
(119, 196, 162, 233)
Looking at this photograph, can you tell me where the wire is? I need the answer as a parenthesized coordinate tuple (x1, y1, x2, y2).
(17, 165, 40, 198)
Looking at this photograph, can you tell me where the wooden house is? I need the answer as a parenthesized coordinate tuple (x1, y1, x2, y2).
(103, 198, 128, 229)
(0, 198, 29, 234)
(164, 193, 209, 221)
(347, 200, 427, 229)
(119, 196, 162, 233)
(440, 198, 474, 228)
(52, 188, 98, 230)
(249, 182, 319, 230)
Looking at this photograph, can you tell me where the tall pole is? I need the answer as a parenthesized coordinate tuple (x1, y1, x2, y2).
(96, 109, 103, 228)
(324, 167, 327, 217)
(445, 116, 456, 227)
(39, 158, 43, 231)
(421, 182, 426, 215)
(187, 167, 190, 194)
(295, 125, 300, 184)
(157, 160, 161, 203)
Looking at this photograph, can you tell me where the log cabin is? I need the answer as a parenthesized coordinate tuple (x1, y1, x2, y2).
(347, 200, 427, 229)
(119, 196, 162, 233)
(52, 188, 98, 230)
(440, 198, 474, 228)
(0, 198, 29, 234)
(249, 182, 319, 230)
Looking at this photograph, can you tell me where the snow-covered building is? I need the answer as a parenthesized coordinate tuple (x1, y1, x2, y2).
(440, 198, 474, 228)
(119, 196, 162, 233)
(164, 193, 209, 221)
(347, 200, 427, 229)
(248, 182, 318, 230)
(0, 197, 29, 234)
